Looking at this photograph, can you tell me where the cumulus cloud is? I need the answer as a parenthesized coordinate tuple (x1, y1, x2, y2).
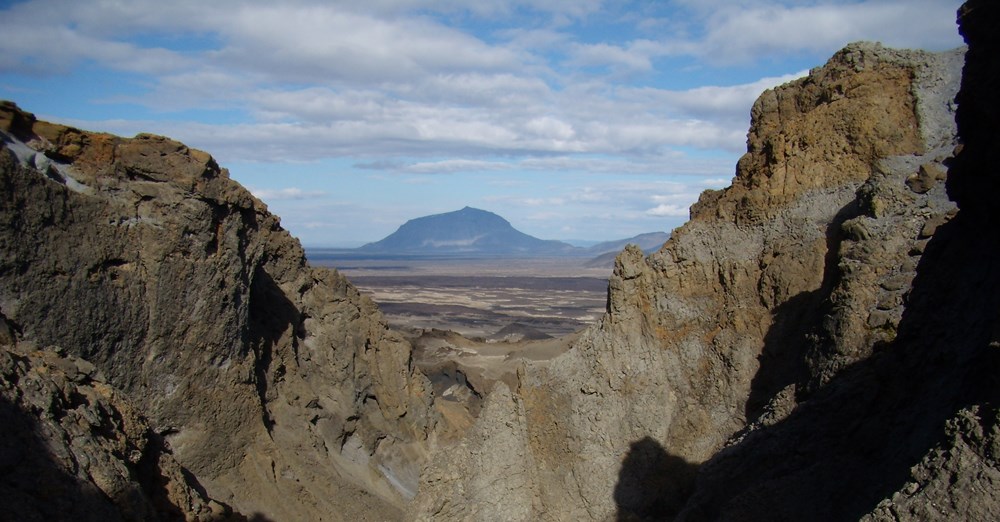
(621, 70, 810, 122)
(567, 41, 657, 72)
(666, 0, 962, 65)
(0, 0, 963, 245)
(2, 0, 960, 165)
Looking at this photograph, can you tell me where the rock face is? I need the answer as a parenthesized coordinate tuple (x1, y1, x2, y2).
(0, 103, 435, 520)
(675, 3, 1000, 518)
(413, 37, 988, 521)
(0, 338, 235, 522)
(4, 2, 999, 520)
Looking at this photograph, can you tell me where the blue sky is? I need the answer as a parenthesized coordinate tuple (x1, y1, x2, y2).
(0, 0, 963, 247)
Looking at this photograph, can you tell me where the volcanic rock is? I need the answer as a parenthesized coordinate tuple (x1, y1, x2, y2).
(0, 103, 435, 521)
(0, 335, 236, 521)
(4, 2, 1000, 520)
(413, 38, 981, 521)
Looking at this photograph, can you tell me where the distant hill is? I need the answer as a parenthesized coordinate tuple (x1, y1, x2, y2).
(357, 207, 581, 257)
(583, 232, 669, 256)
(583, 232, 669, 268)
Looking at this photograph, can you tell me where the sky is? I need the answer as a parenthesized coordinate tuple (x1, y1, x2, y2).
(0, 0, 964, 247)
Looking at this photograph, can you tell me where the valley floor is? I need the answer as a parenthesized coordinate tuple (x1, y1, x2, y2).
(310, 255, 610, 339)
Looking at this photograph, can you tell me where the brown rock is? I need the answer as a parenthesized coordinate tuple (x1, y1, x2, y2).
(0, 103, 434, 520)
(0, 341, 236, 521)
(906, 163, 947, 193)
(413, 41, 972, 521)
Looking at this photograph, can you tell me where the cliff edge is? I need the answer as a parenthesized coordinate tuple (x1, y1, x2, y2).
(413, 18, 994, 522)
(0, 103, 436, 520)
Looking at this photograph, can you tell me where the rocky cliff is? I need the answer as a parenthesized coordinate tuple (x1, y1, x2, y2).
(0, 103, 435, 520)
(413, 18, 997, 522)
(3, 2, 999, 521)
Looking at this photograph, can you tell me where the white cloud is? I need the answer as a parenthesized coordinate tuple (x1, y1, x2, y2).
(621, 70, 809, 122)
(482, 194, 567, 207)
(212, 5, 525, 86)
(250, 187, 327, 200)
(3, 0, 960, 165)
(669, 0, 963, 65)
(0, 0, 964, 246)
(403, 159, 512, 174)
(646, 204, 690, 217)
(347, 154, 736, 177)
(568, 41, 656, 72)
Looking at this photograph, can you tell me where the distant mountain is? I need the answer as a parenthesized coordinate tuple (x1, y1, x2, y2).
(583, 232, 669, 256)
(357, 207, 581, 256)
(583, 232, 669, 268)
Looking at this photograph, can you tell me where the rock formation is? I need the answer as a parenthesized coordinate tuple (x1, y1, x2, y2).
(4, 1, 1000, 520)
(413, 19, 996, 522)
(0, 103, 435, 520)
(0, 337, 236, 521)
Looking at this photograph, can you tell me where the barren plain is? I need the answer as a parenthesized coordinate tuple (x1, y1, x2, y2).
(308, 253, 612, 430)
(308, 253, 611, 339)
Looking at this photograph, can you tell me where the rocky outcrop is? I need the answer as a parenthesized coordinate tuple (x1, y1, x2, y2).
(674, 3, 1000, 519)
(0, 334, 235, 521)
(414, 38, 977, 521)
(0, 103, 435, 520)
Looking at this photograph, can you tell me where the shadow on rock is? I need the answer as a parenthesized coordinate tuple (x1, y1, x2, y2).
(0, 395, 135, 521)
(614, 436, 699, 521)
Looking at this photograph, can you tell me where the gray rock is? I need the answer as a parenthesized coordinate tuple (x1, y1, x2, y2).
(0, 104, 436, 521)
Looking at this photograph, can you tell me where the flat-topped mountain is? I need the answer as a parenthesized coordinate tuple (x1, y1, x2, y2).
(358, 206, 580, 256)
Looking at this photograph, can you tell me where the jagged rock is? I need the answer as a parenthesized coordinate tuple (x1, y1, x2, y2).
(413, 40, 971, 521)
(0, 338, 236, 521)
(413, 383, 539, 521)
(862, 406, 1000, 522)
(0, 102, 435, 520)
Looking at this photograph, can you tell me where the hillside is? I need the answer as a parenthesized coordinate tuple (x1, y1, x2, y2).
(358, 206, 579, 256)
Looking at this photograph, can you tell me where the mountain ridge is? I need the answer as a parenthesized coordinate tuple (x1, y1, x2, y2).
(357, 206, 668, 259)
(411, 39, 990, 521)
(359, 206, 578, 256)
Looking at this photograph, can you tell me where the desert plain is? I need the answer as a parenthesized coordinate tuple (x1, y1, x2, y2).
(308, 253, 612, 414)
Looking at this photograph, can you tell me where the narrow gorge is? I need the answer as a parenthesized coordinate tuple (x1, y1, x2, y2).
(1, 1, 997, 520)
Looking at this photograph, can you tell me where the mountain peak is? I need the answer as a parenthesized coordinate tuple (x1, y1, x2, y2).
(358, 207, 576, 256)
